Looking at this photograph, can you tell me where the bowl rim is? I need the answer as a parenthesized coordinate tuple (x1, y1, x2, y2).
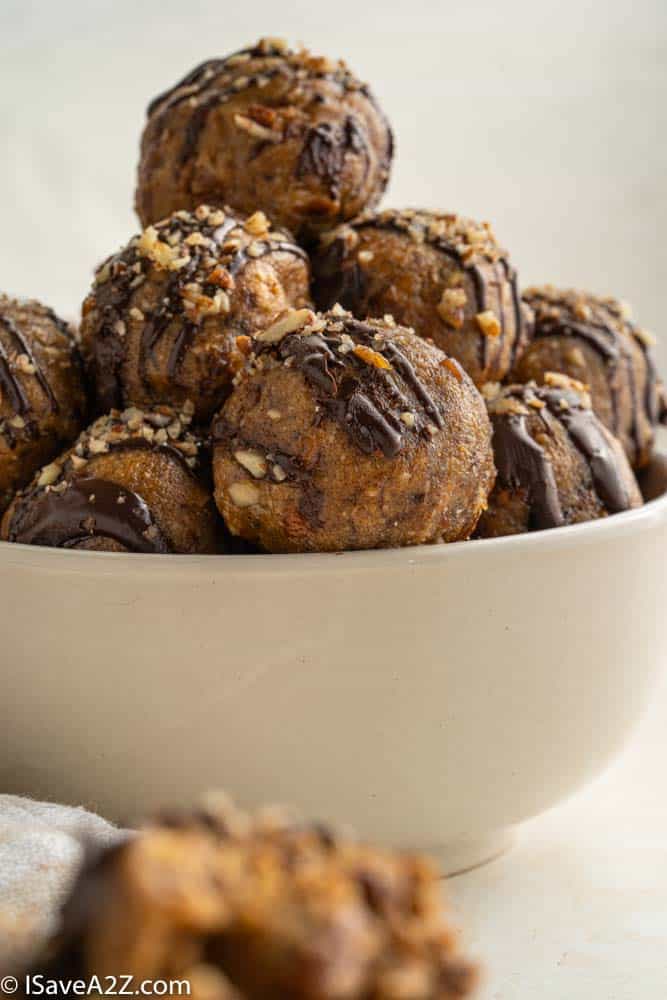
(1, 487, 666, 576)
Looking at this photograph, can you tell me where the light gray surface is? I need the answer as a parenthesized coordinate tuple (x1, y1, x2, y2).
(1, 0, 666, 368)
(449, 665, 667, 999)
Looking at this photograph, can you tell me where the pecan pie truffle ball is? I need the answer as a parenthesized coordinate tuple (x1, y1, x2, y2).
(81, 205, 311, 421)
(476, 374, 642, 538)
(637, 452, 667, 503)
(512, 286, 666, 469)
(28, 796, 477, 999)
(2, 403, 220, 553)
(0, 294, 87, 513)
(136, 38, 393, 241)
(312, 209, 531, 386)
(212, 307, 495, 553)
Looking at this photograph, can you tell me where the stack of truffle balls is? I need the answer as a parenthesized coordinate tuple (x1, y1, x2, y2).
(2, 38, 665, 555)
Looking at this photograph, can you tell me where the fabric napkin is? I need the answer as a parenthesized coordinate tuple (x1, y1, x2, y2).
(0, 795, 121, 971)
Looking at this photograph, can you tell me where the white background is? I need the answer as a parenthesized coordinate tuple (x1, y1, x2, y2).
(1, 3, 666, 997)
(1, 0, 665, 371)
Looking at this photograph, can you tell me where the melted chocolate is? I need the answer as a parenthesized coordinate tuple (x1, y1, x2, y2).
(144, 45, 390, 213)
(528, 294, 666, 456)
(296, 115, 369, 199)
(270, 318, 444, 459)
(92, 214, 307, 410)
(492, 385, 631, 530)
(0, 311, 59, 415)
(319, 214, 525, 372)
(8, 478, 170, 552)
(492, 412, 564, 530)
(542, 388, 630, 513)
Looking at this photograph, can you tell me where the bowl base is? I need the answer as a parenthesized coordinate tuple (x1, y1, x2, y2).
(432, 827, 516, 877)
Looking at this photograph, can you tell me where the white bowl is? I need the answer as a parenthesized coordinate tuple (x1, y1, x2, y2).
(2, 483, 666, 874)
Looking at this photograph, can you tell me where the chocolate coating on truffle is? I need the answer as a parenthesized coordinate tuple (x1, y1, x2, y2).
(2, 403, 221, 553)
(212, 307, 495, 552)
(513, 286, 666, 469)
(80, 205, 311, 422)
(312, 208, 531, 386)
(0, 295, 87, 513)
(136, 38, 393, 241)
(27, 796, 477, 999)
(476, 374, 642, 538)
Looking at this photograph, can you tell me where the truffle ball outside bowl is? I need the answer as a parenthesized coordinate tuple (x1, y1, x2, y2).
(1, 486, 666, 875)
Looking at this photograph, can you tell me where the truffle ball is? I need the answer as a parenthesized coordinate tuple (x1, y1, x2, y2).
(80, 205, 310, 422)
(26, 796, 477, 999)
(513, 286, 666, 468)
(637, 451, 667, 503)
(2, 403, 221, 554)
(0, 294, 87, 513)
(136, 38, 393, 241)
(312, 209, 531, 385)
(212, 307, 495, 552)
(476, 374, 642, 538)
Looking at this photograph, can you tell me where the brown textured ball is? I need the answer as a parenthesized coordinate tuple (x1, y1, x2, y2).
(136, 38, 393, 241)
(2, 403, 221, 554)
(513, 286, 666, 469)
(312, 208, 531, 386)
(476, 374, 642, 538)
(0, 294, 87, 513)
(80, 204, 311, 422)
(26, 795, 477, 999)
(637, 451, 667, 503)
(212, 307, 495, 553)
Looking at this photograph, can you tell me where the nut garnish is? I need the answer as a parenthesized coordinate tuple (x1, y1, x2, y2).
(234, 113, 282, 143)
(437, 288, 467, 329)
(488, 396, 530, 417)
(255, 309, 314, 344)
(353, 345, 392, 370)
(244, 211, 270, 236)
(37, 462, 61, 488)
(544, 371, 588, 393)
(440, 357, 464, 381)
(234, 449, 268, 479)
(475, 310, 501, 338)
(229, 482, 261, 507)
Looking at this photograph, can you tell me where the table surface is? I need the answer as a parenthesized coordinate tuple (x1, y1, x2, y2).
(447, 666, 667, 999)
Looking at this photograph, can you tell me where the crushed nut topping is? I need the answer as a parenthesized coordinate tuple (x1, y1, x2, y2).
(475, 310, 501, 338)
(352, 345, 393, 370)
(437, 287, 468, 329)
(229, 481, 261, 507)
(234, 449, 268, 479)
(255, 308, 315, 343)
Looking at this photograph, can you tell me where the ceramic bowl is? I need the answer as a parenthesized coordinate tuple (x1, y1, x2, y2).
(2, 468, 666, 874)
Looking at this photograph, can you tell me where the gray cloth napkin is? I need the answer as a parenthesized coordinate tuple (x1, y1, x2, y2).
(0, 795, 121, 971)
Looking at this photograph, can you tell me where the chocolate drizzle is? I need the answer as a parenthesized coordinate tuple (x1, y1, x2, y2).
(550, 395, 629, 513)
(492, 411, 563, 530)
(8, 477, 170, 553)
(525, 288, 667, 460)
(0, 310, 59, 416)
(142, 41, 391, 217)
(88, 207, 307, 412)
(297, 115, 369, 199)
(491, 382, 632, 530)
(264, 315, 445, 459)
(317, 211, 525, 373)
